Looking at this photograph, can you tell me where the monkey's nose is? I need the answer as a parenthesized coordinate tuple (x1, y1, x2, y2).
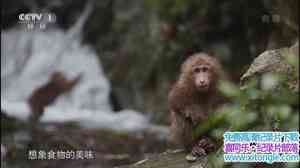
(199, 80, 206, 86)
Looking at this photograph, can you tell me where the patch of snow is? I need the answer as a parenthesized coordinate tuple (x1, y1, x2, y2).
(1, 27, 150, 132)
(1, 98, 31, 121)
(1, 144, 7, 160)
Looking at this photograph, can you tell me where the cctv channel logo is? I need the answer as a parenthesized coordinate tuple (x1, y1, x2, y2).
(18, 13, 56, 30)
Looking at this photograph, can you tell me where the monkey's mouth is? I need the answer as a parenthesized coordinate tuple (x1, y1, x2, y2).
(197, 84, 209, 91)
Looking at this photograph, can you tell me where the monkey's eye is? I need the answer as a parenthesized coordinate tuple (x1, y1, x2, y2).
(202, 67, 208, 72)
(193, 67, 201, 73)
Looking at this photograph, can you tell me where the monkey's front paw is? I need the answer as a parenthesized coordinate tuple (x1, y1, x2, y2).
(191, 138, 215, 156)
(191, 144, 207, 156)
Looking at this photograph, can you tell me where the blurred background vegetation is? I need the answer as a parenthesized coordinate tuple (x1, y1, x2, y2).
(2, 0, 299, 168)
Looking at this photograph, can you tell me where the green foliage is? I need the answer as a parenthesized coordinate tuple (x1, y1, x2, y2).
(192, 70, 298, 167)
(144, 0, 190, 21)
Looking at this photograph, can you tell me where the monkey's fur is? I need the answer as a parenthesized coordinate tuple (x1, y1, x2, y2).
(168, 52, 224, 155)
(28, 72, 81, 124)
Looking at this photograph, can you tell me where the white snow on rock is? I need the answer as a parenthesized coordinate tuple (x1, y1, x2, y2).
(1, 27, 150, 132)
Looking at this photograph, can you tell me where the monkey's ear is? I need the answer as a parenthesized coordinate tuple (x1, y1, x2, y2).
(180, 55, 197, 72)
(180, 58, 189, 72)
(180, 61, 187, 72)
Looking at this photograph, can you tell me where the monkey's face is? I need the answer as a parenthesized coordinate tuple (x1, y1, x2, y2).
(192, 64, 214, 92)
(180, 53, 220, 93)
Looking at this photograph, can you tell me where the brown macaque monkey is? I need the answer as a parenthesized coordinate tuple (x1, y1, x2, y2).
(168, 52, 225, 156)
(28, 72, 81, 125)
